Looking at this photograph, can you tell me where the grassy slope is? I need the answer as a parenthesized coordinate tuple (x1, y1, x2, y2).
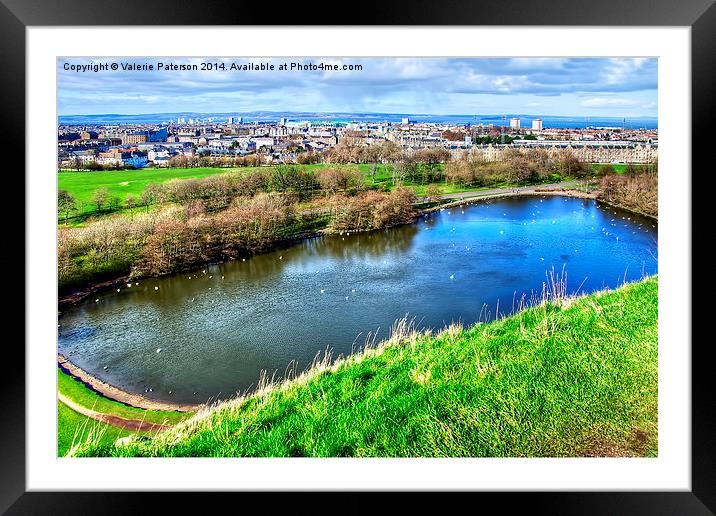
(58, 369, 193, 456)
(75, 276, 658, 458)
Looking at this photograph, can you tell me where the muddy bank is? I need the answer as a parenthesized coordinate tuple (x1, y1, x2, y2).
(58, 354, 201, 413)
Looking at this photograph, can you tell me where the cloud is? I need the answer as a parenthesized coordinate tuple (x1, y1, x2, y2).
(57, 57, 658, 117)
(582, 98, 640, 108)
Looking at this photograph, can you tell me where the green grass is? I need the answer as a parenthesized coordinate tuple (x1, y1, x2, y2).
(57, 368, 194, 456)
(57, 401, 147, 457)
(58, 368, 191, 425)
(72, 275, 658, 458)
(58, 167, 254, 217)
(591, 163, 650, 174)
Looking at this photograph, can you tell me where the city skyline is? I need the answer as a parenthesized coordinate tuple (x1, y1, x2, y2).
(58, 57, 658, 118)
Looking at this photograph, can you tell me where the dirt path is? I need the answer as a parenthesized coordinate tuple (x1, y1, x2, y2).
(58, 354, 201, 412)
(432, 181, 594, 200)
(421, 184, 596, 213)
(58, 392, 173, 432)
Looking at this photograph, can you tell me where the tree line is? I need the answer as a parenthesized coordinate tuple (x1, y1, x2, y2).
(58, 182, 418, 292)
(596, 160, 658, 217)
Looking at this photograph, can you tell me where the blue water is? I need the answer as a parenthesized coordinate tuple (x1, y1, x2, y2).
(58, 196, 658, 404)
(58, 112, 658, 130)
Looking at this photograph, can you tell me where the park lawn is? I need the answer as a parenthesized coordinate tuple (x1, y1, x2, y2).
(58, 167, 256, 216)
(58, 368, 192, 426)
(73, 276, 658, 458)
(58, 161, 591, 223)
(591, 163, 650, 174)
(58, 164, 373, 220)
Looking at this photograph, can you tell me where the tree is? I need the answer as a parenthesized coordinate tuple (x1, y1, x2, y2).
(92, 187, 110, 213)
(426, 184, 440, 201)
(57, 190, 77, 224)
(125, 194, 137, 219)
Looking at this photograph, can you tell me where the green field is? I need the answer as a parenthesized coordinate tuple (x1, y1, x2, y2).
(71, 275, 658, 458)
(58, 167, 254, 215)
(58, 368, 193, 456)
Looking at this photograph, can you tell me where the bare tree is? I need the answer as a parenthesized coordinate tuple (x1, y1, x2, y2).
(57, 189, 77, 224)
(92, 187, 110, 213)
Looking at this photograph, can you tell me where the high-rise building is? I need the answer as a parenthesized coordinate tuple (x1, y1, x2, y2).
(532, 119, 543, 131)
(510, 118, 521, 129)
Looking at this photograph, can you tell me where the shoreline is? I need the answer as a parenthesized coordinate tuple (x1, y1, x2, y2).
(58, 353, 201, 413)
(58, 229, 325, 308)
(421, 188, 598, 213)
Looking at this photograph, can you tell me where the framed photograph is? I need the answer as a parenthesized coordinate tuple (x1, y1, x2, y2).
(5, 0, 712, 513)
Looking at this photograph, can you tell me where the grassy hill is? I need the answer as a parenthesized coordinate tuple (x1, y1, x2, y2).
(70, 275, 658, 458)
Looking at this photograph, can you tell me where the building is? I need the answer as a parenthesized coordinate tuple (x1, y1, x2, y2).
(460, 141, 657, 164)
(532, 119, 543, 131)
(510, 118, 521, 129)
(401, 117, 411, 125)
(122, 132, 147, 145)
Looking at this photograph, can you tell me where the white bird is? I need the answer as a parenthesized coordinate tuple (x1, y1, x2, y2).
(103, 366, 108, 370)
(551, 220, 556, 224)
(95, 299, 99, 303)
(499, 230, 504, 235)
(242, 258, 246, 262)
(209, 275, 212, 279)
(320, 289, 325, 294)
(279, 256, 283, 259)
(351, 289, 356, 293)
(345, 296, 349, 300)
(450, 274, 454, 279)
(127, 283, 132, 287)
(188, 276, 191, 279)
(154, 286, 159, 291)
(221, 276, 224, 280)
(156, 348, 163, 353)
(117, 288, 121, 292)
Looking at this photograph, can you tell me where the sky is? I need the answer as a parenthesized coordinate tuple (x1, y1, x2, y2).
(57, 57, 658, 118)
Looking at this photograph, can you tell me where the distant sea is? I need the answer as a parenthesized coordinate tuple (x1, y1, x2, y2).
(58, 112, 658, 130)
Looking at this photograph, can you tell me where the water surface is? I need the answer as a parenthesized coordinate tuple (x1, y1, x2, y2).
(58, 196, 658, 404)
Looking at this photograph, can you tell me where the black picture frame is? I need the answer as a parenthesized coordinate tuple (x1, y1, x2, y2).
(3, 0, 711, 513)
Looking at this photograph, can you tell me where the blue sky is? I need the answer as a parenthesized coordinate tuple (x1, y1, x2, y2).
(57, 57, 657, 118)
